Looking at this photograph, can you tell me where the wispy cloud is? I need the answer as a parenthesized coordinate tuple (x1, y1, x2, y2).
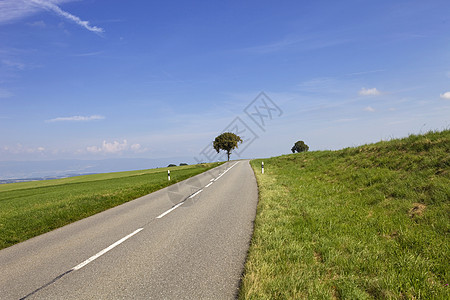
(335, 118, 359, 123)
(440, 91, 450, 100)
(364, 106, 376, 112)
(86, 140, 145, 154)
(359, 87, 381, 96)
(46, 115, 105, 122)
(242, 35, 350, 54)
(2, 59, 25, 70)
(1, 144, 46, 155)
(30, 0, 104, 33)
(72, 51, 104, 57)
(0, 0, 42, 24)
(297, 77, 339, 93)
(346, 69, 385, 77)
(0, 0, 104, 34)
(27, 20, 46, 28)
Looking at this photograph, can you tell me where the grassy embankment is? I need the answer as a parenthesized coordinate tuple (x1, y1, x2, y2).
(0, 162, 222, 250)
(241, 130, 449, 299)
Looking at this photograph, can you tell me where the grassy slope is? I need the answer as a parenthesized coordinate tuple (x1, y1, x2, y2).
(241, 130, 449, 299)
(0, 163, 221, 250)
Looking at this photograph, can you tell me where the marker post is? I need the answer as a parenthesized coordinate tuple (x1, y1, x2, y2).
(168, 170, 171, 181)
(262, 161, 264, 174)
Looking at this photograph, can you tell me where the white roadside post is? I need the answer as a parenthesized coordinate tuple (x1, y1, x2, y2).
(262, 161, 264, 174)
(168, 170, 171, 181)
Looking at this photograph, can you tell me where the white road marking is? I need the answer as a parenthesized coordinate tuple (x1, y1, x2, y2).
(157, 161, 239, 220)
(189, 189, 203, 199)
(156, 202, 184, 219)
(72, 228, 143, 271)
(214, 162, 239, 181)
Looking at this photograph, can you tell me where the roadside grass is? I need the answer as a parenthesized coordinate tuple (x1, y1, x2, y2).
(240, 130, 449, 299)
(0, 163, 222, 250)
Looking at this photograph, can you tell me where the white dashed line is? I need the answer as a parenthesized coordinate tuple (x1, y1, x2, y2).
(189, 189, 203, 199)
(156, 202, 184, 219)
(72, 228, 143, 271)
(157, 161, 239, 220)
(214, 162, 239, 181)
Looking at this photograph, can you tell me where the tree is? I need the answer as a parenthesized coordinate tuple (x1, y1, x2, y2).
(213, 132, 243, 161)
(291, 140, 309, 153)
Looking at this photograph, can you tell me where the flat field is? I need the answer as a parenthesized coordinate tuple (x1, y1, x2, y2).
(0, 163, 221, 250)
(240, 130, 449, 299)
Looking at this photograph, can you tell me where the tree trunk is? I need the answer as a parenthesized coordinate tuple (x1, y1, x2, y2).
(227, 151, 230, 161)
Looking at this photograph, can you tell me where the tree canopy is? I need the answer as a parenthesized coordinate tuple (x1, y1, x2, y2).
(291, 141, 309, 153)
(213, 132, 243, 161)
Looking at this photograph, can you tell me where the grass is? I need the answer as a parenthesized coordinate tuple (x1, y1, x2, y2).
(0, 162, 222, 250)
(240, 130, 449, 299)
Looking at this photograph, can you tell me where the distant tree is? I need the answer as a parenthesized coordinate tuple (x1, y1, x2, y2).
(291, 141, 309, 153)
(167, 164, 177, 167)
(179, 163, 188, 166)
(213, 132, 243, 161)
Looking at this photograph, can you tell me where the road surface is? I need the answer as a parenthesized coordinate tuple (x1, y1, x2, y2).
(0, 160, 258, 299)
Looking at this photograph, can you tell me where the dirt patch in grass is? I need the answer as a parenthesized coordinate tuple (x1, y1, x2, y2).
(313, 251, 323, 263)
(409, 202, 426, 218)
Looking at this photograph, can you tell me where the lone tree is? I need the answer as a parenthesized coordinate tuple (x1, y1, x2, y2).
(291, 140, 309, 153)
(213, 132, 243, 161)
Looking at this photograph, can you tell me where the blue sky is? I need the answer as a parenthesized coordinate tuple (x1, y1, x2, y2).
(1, 0, 449, 163)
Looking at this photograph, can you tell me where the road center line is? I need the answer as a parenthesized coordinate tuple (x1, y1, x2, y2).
(214, 162, 239, 181)
(72, 228, 143, 271)
(156, 202, 184, 219)
(157, 162, 239, 220)
(189, 189, 203, 198)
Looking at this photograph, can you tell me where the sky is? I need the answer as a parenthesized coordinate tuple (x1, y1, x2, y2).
(1, 0, 449, 166)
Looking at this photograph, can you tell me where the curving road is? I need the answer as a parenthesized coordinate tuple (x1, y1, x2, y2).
(0, 160, 258, 299)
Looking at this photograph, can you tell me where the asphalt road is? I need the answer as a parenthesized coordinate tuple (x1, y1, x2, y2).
(0, 160, 258, 299)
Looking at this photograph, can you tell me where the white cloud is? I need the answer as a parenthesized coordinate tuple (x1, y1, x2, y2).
(31, 0, 104, 33)
(131, 143, 141, 151)
(46, 115, 105, 122)
(86, 140, 146, 154)
(359, 87, 381, 96)
(0, 0, 43, 24)
(440, 91, 450, 100)
(1, 144, 46, 154)
(364, 106, 375, 112)
(0, 0, 104, 33)
(103, 140, 128, 153)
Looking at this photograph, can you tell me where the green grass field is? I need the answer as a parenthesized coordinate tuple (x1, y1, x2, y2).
(0, 163, 222, 250)
(240, 130, 449, 299)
